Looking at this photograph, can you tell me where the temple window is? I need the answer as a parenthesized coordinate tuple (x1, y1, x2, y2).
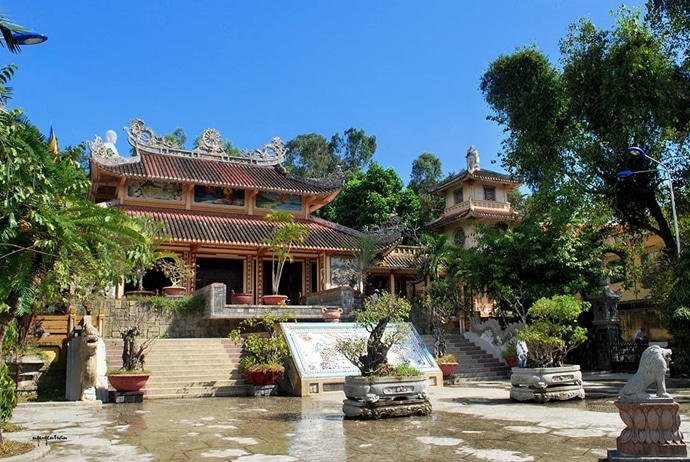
(453, 228, 466, 247)
(453, 188, 463, 204)
(484, 186, 496, 201)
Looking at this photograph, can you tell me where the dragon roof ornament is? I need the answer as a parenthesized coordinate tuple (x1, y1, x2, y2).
(90, 118, 286, 166)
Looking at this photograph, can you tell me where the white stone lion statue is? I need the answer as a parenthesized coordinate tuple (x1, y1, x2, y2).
(619, 345, 672, 403)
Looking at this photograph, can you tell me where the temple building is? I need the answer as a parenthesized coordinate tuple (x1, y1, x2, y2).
(425, 146, 522, 316)
(87, 119, 415, 305)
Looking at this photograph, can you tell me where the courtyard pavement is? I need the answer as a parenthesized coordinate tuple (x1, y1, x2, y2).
(7, 373, 690, 462)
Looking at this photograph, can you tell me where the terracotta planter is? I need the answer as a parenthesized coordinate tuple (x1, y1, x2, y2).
(437, 362, 458, 377)
(262, 294, 288, 305)
(231, 290, 253, 305)
(321, 307, 343, 322)
(244, 369, 282, 386)
(107, 373, 151, 392)
(162, 286, 185, 296)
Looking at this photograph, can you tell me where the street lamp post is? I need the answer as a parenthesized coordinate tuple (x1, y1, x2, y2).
(10, 32, 47, 45)
(618, 147, 681, 258)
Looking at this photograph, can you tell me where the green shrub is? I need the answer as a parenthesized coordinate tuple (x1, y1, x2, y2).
(517, 294, 590, 368)
(229, 311, 292, 373)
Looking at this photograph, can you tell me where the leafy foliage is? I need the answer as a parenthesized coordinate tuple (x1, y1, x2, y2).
(156, 257, 194, 287)
(284, 128, 376, 177)
(458, 209, 608, 324)
(480, 7, 690, 259)
(0, 363, 16, 442)
(317, 162, 421, 236)
(337, 291, 413, 376)
(124, 216, 176, 292)
(228, 311, 292, 373)
(517, 295, 590, 368)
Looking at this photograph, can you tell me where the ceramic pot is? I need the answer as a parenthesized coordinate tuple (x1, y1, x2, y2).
(262, 295, 288, 305)
(245, 369, 282, 386)
(162, 286, 185, 296)
(107, 373, 150, 392)
(437, 362, 458, 377)
(231, 290, 253, 305)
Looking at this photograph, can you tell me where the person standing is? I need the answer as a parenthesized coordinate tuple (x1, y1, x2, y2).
(516, 340, 528, 368)
(635, 326, 645, 344)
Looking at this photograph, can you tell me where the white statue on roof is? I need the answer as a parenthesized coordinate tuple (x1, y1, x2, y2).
(467, 146, 480, 173)
(103, 130, 119, 157)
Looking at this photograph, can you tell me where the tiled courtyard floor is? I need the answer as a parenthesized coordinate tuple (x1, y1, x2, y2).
(8, 375, 690, 461)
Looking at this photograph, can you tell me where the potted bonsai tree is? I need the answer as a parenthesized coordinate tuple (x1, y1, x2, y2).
(107, 326, 156, 393)
(435, 353, 458, 378)
(228, 311, 291, 389)
(262, 210, 309, 305)
(510, 294, 590, 403)
(336, 291, 431, 419)
(157, 257, 195, 296)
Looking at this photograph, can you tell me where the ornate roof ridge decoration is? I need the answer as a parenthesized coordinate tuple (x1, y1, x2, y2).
(310, 216, 366, 239)
(362, 214, 404, 245)
(275, 164, 346, 190)
(88, 133, 140, 166)
(124, 118, 286, 166)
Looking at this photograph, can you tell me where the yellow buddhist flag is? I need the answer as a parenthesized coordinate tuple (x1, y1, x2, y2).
(48, 124, 58, 155)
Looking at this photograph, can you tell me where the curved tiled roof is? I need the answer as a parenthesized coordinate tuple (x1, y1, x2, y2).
(96, 151, 342, 195)
(124, 206, 362, 251)
(427, 168, 521, 194)
(425, 208, 517, 229)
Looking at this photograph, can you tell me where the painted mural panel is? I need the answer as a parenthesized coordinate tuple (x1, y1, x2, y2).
(194, 185, 245, 206)
(281, 322, 438, 378)
(255, 191, 302, 211)
(127, 180, 182, 201)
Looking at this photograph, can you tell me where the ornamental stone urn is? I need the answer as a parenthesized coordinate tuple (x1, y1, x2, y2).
(342, 375, 432, 420)
(510, 364, 585, 403)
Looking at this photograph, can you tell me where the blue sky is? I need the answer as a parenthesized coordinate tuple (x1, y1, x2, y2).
(6, 1, 644, 183)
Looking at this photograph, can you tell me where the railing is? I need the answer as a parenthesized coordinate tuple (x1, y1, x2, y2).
(610, 340, 648, 372)
(444, 199, 511, 216)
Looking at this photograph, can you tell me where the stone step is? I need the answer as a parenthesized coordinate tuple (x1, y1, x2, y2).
(422, 334, 510, 381)
(144, 384, 249, 399)
(105, 338, 248, 399)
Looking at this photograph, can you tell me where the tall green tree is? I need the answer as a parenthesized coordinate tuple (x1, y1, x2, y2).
(646, 0, 690, 66)
(284, 133, 334, 177)
(331, 128, 376, 175)
(317, 162, 420, 236)
(480, 7, 690, 259)
(0, 111, 146, 348)
(458, 208, 609, 324)
(283, 128, 376, 177)
(408, 152, 446, 231)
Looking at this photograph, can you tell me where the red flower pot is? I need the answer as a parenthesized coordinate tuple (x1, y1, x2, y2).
(107, 373, 150, 392)
(245, 369, 282, 386)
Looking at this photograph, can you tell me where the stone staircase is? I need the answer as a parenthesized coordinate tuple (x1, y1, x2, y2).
(105, 338, 249, 399)
(422, 334, 510, 382)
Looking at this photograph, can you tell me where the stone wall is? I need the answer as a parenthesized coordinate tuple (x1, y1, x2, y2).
(305, 286, 358, 319)
(87, 298, 229, 339)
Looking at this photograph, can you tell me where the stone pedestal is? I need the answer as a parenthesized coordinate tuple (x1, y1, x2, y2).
(610, 400, 687, 459)
(510, 365, 585, 403)
(342, 375, 432, 419)
(247, 384, 278, 396)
